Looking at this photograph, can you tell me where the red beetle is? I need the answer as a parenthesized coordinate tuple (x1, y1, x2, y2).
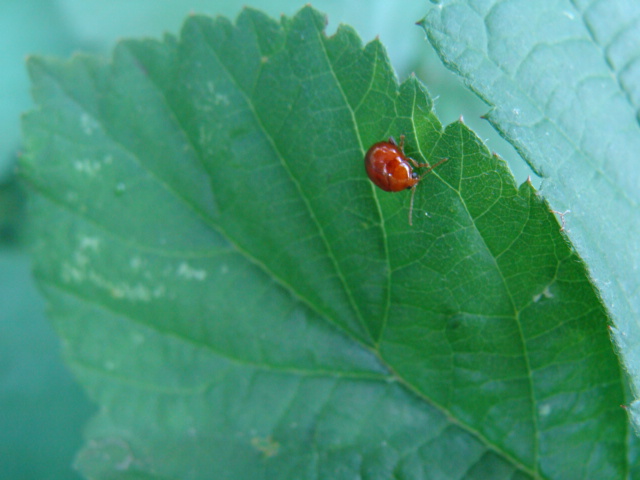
(364, 135, 447, 225)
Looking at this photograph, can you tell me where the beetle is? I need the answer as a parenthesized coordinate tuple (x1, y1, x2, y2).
(364, 135, 447, 225)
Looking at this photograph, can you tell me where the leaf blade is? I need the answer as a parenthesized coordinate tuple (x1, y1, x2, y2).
(22, 5, 635, 479)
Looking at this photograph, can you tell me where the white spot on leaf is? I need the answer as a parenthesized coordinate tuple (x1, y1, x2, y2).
(79, 235, 101, 252)
(177, 262, 207, 281)
(61, 262, 85, 283)
(215, 93, 230, 106)
(80, 113, 97, 135)
(533, 285, 554, 302)
(129, 256, 143, 270)
(109, 282, 153, 301)
(74, 159, 102, 176)
(115, 182, 126, 194)
(539, 403, 551, 416)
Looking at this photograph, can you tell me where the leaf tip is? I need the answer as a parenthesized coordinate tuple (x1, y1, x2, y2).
(297, 3, 328, 28)
(449, 117, 464, 129)
(516, 176, 539, 201)
(25, 55, 46, 80)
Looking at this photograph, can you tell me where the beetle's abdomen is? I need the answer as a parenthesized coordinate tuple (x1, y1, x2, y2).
(364, 142, 418, 192)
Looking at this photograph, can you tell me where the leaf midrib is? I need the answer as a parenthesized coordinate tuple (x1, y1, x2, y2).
(42, 276, 391, 383)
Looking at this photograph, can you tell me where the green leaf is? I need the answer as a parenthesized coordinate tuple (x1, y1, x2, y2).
(420, 1, 640, 426)
(22, 6, 636, 479)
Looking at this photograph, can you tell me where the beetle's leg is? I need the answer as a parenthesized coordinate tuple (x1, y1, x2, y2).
(408, 157, 449, 227)
(417, 157, 448, 181)
(406, 156, 428, 169)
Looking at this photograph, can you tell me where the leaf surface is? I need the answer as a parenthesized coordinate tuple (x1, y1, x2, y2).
(420, 0, 640, 427)
(22, 6, 634, 479)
